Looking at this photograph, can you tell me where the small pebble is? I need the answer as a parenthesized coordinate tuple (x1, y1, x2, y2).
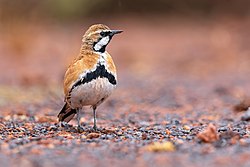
(241, 109, 250, 121)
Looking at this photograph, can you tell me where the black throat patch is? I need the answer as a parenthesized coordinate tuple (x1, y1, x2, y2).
(71, 64, 116, 92)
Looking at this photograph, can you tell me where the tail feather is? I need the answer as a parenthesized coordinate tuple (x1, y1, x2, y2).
(58, 103, 77, 123)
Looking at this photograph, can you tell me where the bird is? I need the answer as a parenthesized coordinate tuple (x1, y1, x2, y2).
(57, 24, 122, 131)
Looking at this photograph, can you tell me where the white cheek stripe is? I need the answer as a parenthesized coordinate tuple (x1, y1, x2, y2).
(94, 36, 110, 51)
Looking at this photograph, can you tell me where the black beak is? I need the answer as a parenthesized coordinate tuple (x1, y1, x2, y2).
(110, 30, 123, 36)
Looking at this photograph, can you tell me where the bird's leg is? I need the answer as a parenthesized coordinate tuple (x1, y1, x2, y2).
(77, 109, 84, 132)
(77, 109, 81, 127)
(93, 106, 97, 131)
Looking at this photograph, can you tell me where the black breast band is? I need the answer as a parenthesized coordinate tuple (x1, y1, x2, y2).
(71, 64, 116, 91)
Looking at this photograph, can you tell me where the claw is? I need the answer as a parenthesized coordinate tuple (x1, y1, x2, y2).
(77, 126, 84, 133)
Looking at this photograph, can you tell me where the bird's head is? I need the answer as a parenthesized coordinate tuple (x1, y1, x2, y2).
(82, 24, 123, 53)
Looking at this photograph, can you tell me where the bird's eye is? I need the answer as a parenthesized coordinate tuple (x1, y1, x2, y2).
(100, 31, 105, 36)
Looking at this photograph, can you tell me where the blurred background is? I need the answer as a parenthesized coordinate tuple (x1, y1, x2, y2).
(1, 2, 250, 166)
(1, 0, 250, 108)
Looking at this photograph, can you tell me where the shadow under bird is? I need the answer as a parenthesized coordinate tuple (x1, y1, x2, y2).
(57, 24, 123, 131)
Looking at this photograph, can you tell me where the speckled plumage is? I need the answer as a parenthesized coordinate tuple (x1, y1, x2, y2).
(58, 24, 122, 130)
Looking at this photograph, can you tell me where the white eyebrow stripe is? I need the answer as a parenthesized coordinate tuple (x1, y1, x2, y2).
(87, 30, 101, 37)
(87, 30, 111, 37)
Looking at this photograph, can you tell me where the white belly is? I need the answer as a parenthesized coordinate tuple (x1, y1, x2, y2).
(70, 77, 116, 108)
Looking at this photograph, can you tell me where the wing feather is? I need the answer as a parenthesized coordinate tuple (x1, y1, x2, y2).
(63, 53, 99, 100)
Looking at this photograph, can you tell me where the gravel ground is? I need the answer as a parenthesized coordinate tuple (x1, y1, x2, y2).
(0, 18, 250, 167)
(0, 76, 249, 167)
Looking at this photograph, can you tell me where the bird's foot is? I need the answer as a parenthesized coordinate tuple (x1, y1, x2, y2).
(92, 125, 103, 132)
(59, 122, 70, 128)
(93, 124, 97, 131)
(77, 125, 84, 133)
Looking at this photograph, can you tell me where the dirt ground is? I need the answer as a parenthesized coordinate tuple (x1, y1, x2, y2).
(0, 17, 250, 167)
